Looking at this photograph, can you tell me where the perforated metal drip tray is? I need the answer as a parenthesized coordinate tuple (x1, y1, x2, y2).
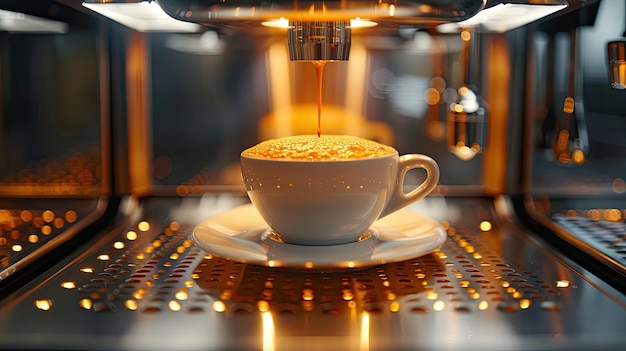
(0, 195, 625, 351)
(0, 198, 104, 288)
(522, 196, 626, 293)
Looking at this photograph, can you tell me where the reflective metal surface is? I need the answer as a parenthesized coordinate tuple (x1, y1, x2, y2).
(0, 196, 624, 350)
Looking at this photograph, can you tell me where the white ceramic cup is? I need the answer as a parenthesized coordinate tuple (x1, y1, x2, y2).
(240, 136, 439, 246)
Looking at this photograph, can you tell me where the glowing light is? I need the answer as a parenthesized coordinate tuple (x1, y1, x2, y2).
(65, 210, 78, 223)
(175, 289, 188, 300)
(424, 87, 440, 105)
(426, 292, 438, 300)
(113, 241, 125, 249)
(53, 218, 64, 229)
(460, 30, 471, 41)
(350, 17, 377, 28)
(212, 301, 226, 312)
(97, 254, 110, 261)
(42, 210, 55, 223)
(41, 225, 52, 235)
(342, 290, 355, 301)
(262, 312, 275, 351)
(556, 280, 570, 288)
(60, 281, 76, 289)
(360, 313, 370, 351)
(168, 300, 182, 311)
(302, 288, 315, 301)
(450, 143, 480, 161)
(389, 301, 401, 312)
(28, 235, 39, 243)
(572, 149, 585, 165)
(80, 267, 94, 273)
(11, 244, 22, 252)
(20, 210, 33, 222)
(125, 299, 138, 311)
(258, 300, 270, 312)
(138, 221, 150, 231)
(478, 301, 489, 310)
(479, 221, 492, 231)
(605, 209, 622, 221)
(34, 299, 53, 311)
(79, 299, 93, 310)
(126, 230, 138, 240)
(433, 300, 446, 311)
(519, 299, 531, 309)
(562, 96, 574, 113)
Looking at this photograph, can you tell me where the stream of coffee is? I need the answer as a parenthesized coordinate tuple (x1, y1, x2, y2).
(312, 61, 326, 137)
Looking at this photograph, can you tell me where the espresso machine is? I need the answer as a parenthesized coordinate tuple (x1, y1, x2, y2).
(0, 0, 625, 350)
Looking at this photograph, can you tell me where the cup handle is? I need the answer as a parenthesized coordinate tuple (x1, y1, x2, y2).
(379, 154, 439, 218)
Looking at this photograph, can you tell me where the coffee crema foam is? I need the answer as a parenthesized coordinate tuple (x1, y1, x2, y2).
(242, 135, 396, 161)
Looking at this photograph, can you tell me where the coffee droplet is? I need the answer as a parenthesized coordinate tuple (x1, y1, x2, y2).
(242, 135, 396, 161)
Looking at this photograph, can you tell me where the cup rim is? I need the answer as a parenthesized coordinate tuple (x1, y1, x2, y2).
(240, 150, 399, 162)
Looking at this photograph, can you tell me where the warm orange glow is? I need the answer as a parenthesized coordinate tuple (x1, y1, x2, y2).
(556, 280, 570, 288)
(479, 220, 492, 231)
(125, 299, 139, 311)
(28, 235, 39, 243)
(168, 300, 182, 312)
(79, 299, 93, 310)
(65, 210, 78, 223)
(389, 301, 400, 312)
(113, 241, 125, 250)
(461, 30, 471, 41)
(432, 300, 445, 311)
(53, 217, 64, 229)
(126, 230, 138, 240)
(138, 221, 150, 231)
(424, 87, 440, 105)
(360, 312, 370, 351)
(34, 299, 53, 311)
(20, 210, 33, 222)
(42, 210, 54, 223)
(519, 299, 531, 309)
(562, 96, 575, 113)
(61, 281, 77, 289)
(262, 312, 275, 351)
(572, 149, 585, 165)
(175, 289, 189, 300)
(604, 209, 622, 221)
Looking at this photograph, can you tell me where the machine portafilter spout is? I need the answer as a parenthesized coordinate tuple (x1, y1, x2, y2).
(287, 21, 351, 61)
(155, 0, 486, 61)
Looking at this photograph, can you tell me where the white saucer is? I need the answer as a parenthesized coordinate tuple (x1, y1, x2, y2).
(192, 204, 447, 270)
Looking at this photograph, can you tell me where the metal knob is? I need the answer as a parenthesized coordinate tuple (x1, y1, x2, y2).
(608, 41, 625, 89)
(287, 21, 351, 61)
